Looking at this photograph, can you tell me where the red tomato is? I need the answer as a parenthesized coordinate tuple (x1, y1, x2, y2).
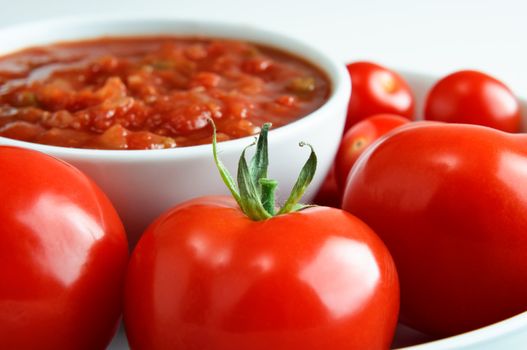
(0, 146, 129, 350)
(424, 70, 521, 132)
(124, 197, 399, 350)
(124, 123, 399, 350)
(345, 62, 414, 130)
(335, 114, 410, 192)
(342, 123, 527, 336)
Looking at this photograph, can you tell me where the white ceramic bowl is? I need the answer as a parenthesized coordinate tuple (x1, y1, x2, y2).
(0, 16, 351, 246)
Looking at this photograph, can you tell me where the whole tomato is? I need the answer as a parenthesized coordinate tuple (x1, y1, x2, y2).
(342, 123, 527, 336)
(125, 124, 399, 350)
(0, 146, 129, 350)
(345, 62, 414, 130)
(335, 114, 410, 192)
(424, 70, 521, 132)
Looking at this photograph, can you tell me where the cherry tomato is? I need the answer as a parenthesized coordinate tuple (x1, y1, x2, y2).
(124, 123, 399, 350)
(424, 70, 521, 132)
(345, 62, 414, 131)
(0, 146, 129, 350)
(335, 114, 410, 192)
(342, 123, 527, 336)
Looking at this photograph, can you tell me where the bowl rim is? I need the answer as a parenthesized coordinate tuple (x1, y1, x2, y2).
(0, 15, 350, 161)
(399, 310, 527, 350)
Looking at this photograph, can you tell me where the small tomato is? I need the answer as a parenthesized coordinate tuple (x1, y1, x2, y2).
(424, 70, 521, 132)
(345, 62, 414, 130)
(335, 114, 410, 192)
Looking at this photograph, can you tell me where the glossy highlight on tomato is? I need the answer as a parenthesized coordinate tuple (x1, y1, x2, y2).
(342, 123, 527, 336)
(0, 146, 129, 350)
(424, 70, 521, 132)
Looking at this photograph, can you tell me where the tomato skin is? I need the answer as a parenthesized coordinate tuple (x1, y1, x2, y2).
(424, 70, 521, 132)
(345, 62, 414, 131)
(342, 123, 527, 336)
(335, 114, 409, 192)
(0, 146, 129, 350)
(124, 196, 399, 350)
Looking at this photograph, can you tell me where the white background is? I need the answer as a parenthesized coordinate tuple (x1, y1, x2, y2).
(1, 0, 526, 102)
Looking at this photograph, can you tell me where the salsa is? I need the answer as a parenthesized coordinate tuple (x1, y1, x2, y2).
(0, 37, 330, 150)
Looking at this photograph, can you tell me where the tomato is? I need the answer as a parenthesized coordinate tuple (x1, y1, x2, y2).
(124, 197, 399, 350)
(335, 114, 410, 192)
(342, 123, 527, 336)
(424, 70, 521, 132)
(0, 146, 129, 350)
(124, 123, 399, 350)
(345, 62, 414, 131)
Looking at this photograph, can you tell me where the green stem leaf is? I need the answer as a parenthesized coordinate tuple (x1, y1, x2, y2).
(278, 142, 317, 215)
(210, 119, 318, 221)
(237, 144, 272, 220)
(250, 123, 271, 195)
(210, 120, 242, 206)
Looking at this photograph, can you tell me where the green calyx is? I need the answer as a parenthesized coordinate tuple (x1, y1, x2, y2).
(211, 121, 317, 221)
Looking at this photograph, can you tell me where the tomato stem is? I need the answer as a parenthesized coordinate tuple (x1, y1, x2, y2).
(210, 120, 317, 220)
(260, 178, 278, 215)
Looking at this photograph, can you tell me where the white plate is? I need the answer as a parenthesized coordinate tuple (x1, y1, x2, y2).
(108, 71, 527, 350)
